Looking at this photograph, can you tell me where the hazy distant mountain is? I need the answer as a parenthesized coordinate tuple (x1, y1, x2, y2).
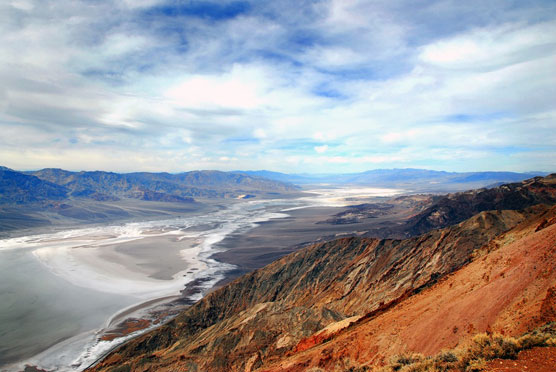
(25, 168, 298, 202)
(0, 168, 68, 203)
(239, 168, 548, 191)
(0, 167, 298, 206)
(235, 170, 321, 184)
(2, 167, 548, 206)
(0, 168, 300, 233)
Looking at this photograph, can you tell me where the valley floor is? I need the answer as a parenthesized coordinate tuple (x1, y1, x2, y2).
(1, 187, 414, 372)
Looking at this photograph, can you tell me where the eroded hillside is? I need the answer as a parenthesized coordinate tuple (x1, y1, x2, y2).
(405, 174, 556, 235)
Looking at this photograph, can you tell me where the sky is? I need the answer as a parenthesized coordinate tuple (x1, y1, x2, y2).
(0, 0, 555, 174)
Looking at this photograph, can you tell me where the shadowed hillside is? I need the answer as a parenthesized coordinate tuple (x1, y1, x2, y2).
(29, 168, 298, 200)
(404, 174, 556, 236)
(0, 169, 68, 203)
(0, 167, 299, 235)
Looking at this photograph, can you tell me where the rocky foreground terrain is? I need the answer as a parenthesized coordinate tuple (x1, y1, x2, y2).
(89, 175, 556, 372)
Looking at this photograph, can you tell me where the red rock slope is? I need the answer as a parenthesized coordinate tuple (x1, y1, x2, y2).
(483, 347, 556, 372)
(260, 206, 556, 371)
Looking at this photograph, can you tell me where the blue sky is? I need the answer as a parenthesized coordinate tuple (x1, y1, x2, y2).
(0, 0, 555, 173)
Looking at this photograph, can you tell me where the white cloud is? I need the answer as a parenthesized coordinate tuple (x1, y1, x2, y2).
(0, 0, 554, 173)
(253, 128, 267, 139)
(165, 66, 264, 110)
(99, 34, 151, 57)
(420, 22, 556, 70)
(303, 46, 368, 69)
(314, 145, 328, 153)
(422, 39, 481, 64)
(9, 0, 33, 11)
(120, 0, 164, 9)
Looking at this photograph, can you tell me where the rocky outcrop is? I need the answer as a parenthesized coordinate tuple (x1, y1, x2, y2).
(540, 286, 556, 323)
(405, 174, 556, 236)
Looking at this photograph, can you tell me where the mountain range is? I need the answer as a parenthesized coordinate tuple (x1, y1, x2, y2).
(1, 165, 550, 239)
(0, 167, 297, 204)
(0, 167, 298, 235)
(88, 174, 556, 372)
(239, 169, 547, 191)
(1, 167, 545, 207)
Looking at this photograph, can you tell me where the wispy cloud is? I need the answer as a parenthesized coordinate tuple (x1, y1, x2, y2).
(0, 0, 554, 172)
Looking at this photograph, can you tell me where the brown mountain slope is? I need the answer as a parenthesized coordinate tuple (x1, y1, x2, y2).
(88, 202, 555, 372)
(483, 346, 556, 372)
(260, 206, 556, 371)
(404, 174, 556, 236)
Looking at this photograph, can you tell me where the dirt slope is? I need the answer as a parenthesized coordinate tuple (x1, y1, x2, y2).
(483, 347, 556, 372)
(260, 207, 556, 371)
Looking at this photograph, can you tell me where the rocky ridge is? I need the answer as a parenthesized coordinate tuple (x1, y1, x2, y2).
(405, 175, 556, 236)
(0, 169, 68, 203)
(261, 205, 556, 371)
(0, 168, 299, 234)
(28, 168, 298, 201)
(0, 167, 297, 206)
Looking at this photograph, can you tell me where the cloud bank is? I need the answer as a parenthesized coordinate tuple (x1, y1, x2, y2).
(1, 0, 555, 173)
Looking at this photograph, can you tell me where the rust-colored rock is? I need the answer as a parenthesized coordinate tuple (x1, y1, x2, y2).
(540, 286, 556, 322)
(100, 318, 152, 341)
(261, 208, 556, 372)
(483, 347, 556, 372)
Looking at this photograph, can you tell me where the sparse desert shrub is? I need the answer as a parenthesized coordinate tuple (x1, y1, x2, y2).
(434, 350, 458, 363)
(517, 333, 550, 349)
(392, 353, 425, 366)
(375, 323, 556, 372)
(463, 358, 485, 372)
(378, 357, 456, 372)
(399, 359, 433, 372)
(345, 367, 371, 372)
(387, 353, 426, 371)
(517, 322, 556, 349)
(462, 333, 519, 362)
